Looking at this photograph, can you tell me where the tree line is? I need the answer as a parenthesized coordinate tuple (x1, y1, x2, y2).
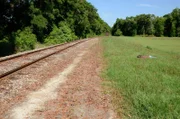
(0, 0, 110, 56)
(111, 8, 180, 37)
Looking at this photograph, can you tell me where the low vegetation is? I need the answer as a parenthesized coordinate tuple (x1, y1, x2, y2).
(44, 22, 77, 45)
(102, 36, 180, 118)
(15, 27, 37, 52)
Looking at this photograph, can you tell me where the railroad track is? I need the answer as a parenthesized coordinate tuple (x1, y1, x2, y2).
(0, 39, 89, 79)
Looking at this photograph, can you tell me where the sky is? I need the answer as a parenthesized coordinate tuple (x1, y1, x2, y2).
(87, 0, 180, 27)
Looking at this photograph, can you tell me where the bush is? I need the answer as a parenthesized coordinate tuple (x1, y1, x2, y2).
(114, 29, 123, 36)
(15, 27, 37, 52)
(45, 22, 78, 45)
(58, 22, 78, 41)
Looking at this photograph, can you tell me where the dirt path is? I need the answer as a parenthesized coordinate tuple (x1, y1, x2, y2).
(1, 38, 116, 119)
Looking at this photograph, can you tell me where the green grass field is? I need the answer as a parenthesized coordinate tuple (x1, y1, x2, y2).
(102, 36, 180, 119)
(120, 36, 180, 54)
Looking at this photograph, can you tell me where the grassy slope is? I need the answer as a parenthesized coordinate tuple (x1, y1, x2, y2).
(102, 36, 180, 119)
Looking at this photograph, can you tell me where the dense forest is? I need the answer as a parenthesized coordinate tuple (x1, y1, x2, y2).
(111, 8, 180, 37)
(0, 0, 110, 56)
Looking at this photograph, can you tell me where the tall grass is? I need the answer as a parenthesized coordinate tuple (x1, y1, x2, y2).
(102, 37, 180, 119)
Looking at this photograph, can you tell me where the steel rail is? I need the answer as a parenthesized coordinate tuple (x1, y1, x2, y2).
(0, 39, 88, 79)
(0, 39, 86, 62)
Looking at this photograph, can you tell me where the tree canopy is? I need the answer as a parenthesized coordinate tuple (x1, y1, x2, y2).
(0, 0, 110, 56)
(111, 8, 180, 37)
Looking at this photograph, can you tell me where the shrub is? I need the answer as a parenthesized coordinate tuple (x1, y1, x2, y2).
(58, 22, 78, 41)
(114, 29, 123, 36)
(45, 22, 78, 45)
(15, 27, 37, 52)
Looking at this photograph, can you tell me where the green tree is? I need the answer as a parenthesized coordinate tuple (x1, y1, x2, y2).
(111, 18, 124, 36)
(123, 17, 137, 36)
(154, 17, 165, 37)
(0, 0, 110, 56)
(0, 0, 31, 36)
(31, 14, 48, 42)
(171, 8, 180, 37)
(135, 14, 155, 36)
(164, 15, 176, 37)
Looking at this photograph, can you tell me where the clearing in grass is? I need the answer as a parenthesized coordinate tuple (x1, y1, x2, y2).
(102, 36, 180, 118)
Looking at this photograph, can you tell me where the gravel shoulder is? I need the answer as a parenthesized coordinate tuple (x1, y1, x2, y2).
(0, 38, 116, 119)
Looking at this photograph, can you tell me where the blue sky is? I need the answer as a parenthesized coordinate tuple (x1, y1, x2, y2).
(87, 0, 180, 26)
